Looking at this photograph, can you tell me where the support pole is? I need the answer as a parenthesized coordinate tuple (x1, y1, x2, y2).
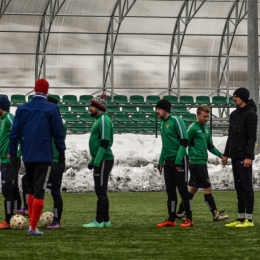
(247, 0, 260, 153)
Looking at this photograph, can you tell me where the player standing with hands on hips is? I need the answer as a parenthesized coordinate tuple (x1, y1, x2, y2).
(222, 87, 257, 228)
(156, 99, 193, 228)
(9, 78, 66, 236)
(82, 94, 114, 228)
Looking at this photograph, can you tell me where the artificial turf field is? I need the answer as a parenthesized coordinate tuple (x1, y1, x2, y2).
(0, 191, 259, 260)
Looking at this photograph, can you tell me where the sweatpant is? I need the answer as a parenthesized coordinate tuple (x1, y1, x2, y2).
(93, 160, 114, 223)
(232, 159, 254, 218)
(163, 156, 192, 221)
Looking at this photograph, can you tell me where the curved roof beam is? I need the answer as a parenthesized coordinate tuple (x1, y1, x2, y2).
(217, 0, 248, 97)
(0, 0, 11, 19)
(168, 0, 206, 98)
(103, 0, 137, 98)
(35, 0, 66, 80)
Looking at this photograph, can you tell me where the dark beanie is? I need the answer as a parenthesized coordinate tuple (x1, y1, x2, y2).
(233, 87, 249, 103)
(156, 99, 171, 113)
(47, 96, 58, 105)
(90, 93, 107, 112)
(0, 95, 10, 111)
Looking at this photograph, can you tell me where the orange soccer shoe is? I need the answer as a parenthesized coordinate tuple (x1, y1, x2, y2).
(180, 218, 194, 228)
(0, 220, 11, 230)
(156, 219, 177, 227)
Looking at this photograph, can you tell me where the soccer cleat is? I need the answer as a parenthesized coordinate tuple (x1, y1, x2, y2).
(225, 220, 242, 227)
(180, 218, 194, 228)
(82, 220, 105, 228)
(46, 220, 62, 229)
(235, 219, 254, 228)
(13, 208, 29, 217)
(28, 226, 44, 236)
(0, 220, 11, 230)
(156, 219, 176, 227)
(176, 211, 186, 221)
(213, 210, 229, 221)
(104, 220, 112, 228)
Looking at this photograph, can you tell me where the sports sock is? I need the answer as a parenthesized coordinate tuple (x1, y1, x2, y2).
(204, 194, 217, 216)
(182, 199, 192, 221)
(27, 194, 34, 219)
(4, 200, 14, 224)
(178, 192, 194, 214)
(167, 200, 176, 222)
(246, 214, 253, 222)
(51, 191, 63, 223)
(30, 198, 44, 230)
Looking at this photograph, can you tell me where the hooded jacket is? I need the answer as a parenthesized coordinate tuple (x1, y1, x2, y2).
(223, 99, 258, 160)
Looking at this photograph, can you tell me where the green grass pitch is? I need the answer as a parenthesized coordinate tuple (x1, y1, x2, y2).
(0, 191, 259, 260)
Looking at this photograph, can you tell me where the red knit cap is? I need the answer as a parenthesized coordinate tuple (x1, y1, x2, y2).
(34, 78, 49, 94)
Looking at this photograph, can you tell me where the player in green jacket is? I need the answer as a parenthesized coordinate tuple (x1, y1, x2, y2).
(0, 96, 22, 229)
(156, 99, 193, 228)
(82, 94, 114, 228)
(177, 105, 229, 221)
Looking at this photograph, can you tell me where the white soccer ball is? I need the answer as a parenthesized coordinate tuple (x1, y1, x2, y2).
(39, 212, 54, 227)
(10, 215, 27, 229)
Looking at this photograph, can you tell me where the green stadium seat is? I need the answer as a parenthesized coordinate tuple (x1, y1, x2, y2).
(196, 96, 211, 105)
(148, 113, 159, 123)
(106, 106, 121, 114)
(124, 123, 140, 133)
(182, 113, 196, 123)
(79, 113, 95, 123)
(229, 96, 234, 105)
(163, 95, 179, 104)
(27, 95, 34, 102)
(62, 113, 79, 123)
(114, 95, 128, 104)
(130, 95, 146, 105)
(146, 95, 160, 104)
(173, 107, 189, 114)
(79, 95, 93, 104)
(70, 123, 88, 133)
(114, 114, 132, 123)
(121, 106, 138, 114)
(48, 94, 61, 103)
(212, 96, 229, 105)
(141, 122, 157, 132)
(11, 94, 26, 104)
(58, 106, 70, 114)
(139, 106, 154, 114)
(63, 95, 78, 104)
(106, 96, 115, 105)
(113, 123, 124, 133)
(132, 114, 148, 123)
(71, 106, 87, 114)
(180, 95, 196, 105)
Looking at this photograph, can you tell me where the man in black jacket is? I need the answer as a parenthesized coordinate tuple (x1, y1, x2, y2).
(222, 87, 257, 228)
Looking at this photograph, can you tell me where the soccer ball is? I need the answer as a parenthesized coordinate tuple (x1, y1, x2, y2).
(10, 215, 27, 229)
(39, 212, 54, 227)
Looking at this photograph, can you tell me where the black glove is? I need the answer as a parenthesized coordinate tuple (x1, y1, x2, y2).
(58, 151, 65, 163)
(10, 155, 20, 166)
(88, 163, 93, 170)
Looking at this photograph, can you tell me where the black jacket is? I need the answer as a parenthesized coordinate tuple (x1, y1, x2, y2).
(224, 99, 258, 160)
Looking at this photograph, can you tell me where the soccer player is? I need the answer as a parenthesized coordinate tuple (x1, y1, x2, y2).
(9, 78, 66, 236)
(46, 96, 67, 229)
(156, 99, 193, 228)
(222, 88, 257, 228)
(0, 96, 22, 229)
(82, 94, 114, 228)
(176, 105, 229, 222)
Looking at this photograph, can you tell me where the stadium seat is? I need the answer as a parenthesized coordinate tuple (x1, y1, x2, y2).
(106, 106, 121, 114)
(163, 95, 179, 104)
(132, 114, 148, 123)
(229, 96, 234, 105)
(70, 123, 88, 133)
(106, 96, 114, 105)
(11, 94, 26, 104)
(121, 106, 138, 114)
(212, 96, 229, 105)
(79, 95, 93, 104)
(130, 95, 146, 105)
(173, 107, 189, 114)
(182, 113, 196, 123)
(141, 122, 157, 132)
(48, 94, 61, 103)
(62, 95, 78, 104)
(114, 114, 132, 123)
(196, 96, 211, 105)
(79, 113, 95, 123)
(180, 95, 196, 105)
(148, 113, 159, 123)
(114, 95, 129, 104)
(124, 123, 140, 133)
(62, 113, 79, 123)
(27, 94, 34, 102)
(58, 106, 70, 114)
(71, 106, 87, 114)
(113, 123, 124, 133)
(146, 95, 160, 104)
(139, 106, 154, 114)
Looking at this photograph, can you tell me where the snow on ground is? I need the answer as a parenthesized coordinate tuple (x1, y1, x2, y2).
(3, 133, 260, 193)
